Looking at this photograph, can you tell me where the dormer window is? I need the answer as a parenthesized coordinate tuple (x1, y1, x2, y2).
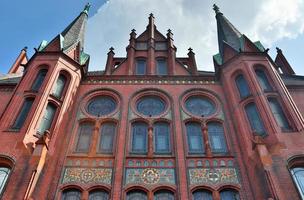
(135, 59, 147, 75)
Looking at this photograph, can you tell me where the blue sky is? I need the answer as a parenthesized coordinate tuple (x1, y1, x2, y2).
(1, 0, 304, 75)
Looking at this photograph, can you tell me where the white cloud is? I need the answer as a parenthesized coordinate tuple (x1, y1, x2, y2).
(85, 0, 304, 72)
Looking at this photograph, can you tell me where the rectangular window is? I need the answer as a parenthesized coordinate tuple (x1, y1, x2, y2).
(208, 122, 227, 153)
(76, 123, 93, 152)
(12, 98, 34, 129)
(154, 122, 170, 153)
(31, 69, 47, 91)
(268, 98, 290, 130)
(186, 122, 204, 154)
(245, 103, 266, 136)
(135, 59, 146, 75)
(156, 59, 168, 75)
(99, 122, 116, 153)
(52, 74, 67, 99)
(38, 103, 56, 134)
(132, 122, 148, 153)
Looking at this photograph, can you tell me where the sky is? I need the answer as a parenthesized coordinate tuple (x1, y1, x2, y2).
(1, 0, 304, 75)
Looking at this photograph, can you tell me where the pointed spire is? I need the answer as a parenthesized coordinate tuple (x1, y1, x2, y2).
(60, 3, 90, 52)
(214, 4, 242, 58)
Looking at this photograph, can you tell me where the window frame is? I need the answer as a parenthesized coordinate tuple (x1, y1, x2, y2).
(135, 58, 147, 75)
(98, 122, 117, 154)
(37, 102, 57, 135)
(52, 73, 68, 100)
(156, 57, 168, 75)
(185, 121, 205, 154)
(244, 102, 267, 137)
(267, 97, 291, 131)
(207, 122, 228, 154)
(235, 74, 251, 99)
(131, 122, 148, 154)
(31, 68, 48, 92)
(61, 188, 82, 200)
(11, 97, 34, 130)
(255, 69, 273, 92)
(75, 122, 94, 153)
(153, 121, 171, 154)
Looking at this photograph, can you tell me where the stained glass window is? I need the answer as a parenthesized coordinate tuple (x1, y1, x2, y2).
(62, 189, 81, 200)
(268, 98, 290, 130)
(185, 96, 216, 117)
(290, 167, 304, 199)
(136, 59, 147, 75)
(99, 122, 116, 153)
(132, 122, 148, 153)
(31, 69, 47, 91)
(38, 103, 57, 134)
(52, 74, 67, 99)
(208, 122, 227, 154)
(192, 190, 213, 200)
(137, 96, 166, 116)
(156, 58, 168, 75)
(154, 122, 170, 154)
(76, 123, 94, 152)
(12, 98, 34, 129)
(89, 190, 109, 200)
(0, 167, 10, 195)
(255, 69, 272, 91)
(220, 189, 240, 200)
(186, 122, 204, 154)
(235, 74, 250, 99)
(154, 190, 175, 200)
(87, 96, 116, 117)
(127, 190, 147, 200)
(245, 103, 266, 136)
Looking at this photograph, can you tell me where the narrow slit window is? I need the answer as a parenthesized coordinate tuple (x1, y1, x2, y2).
(268, 98, 290, 130)
(12, 98, 34, 129)
(255, 69, 272, 91)
(38, 103, 57, 134)
(52, 74, 67, 99)
(245, 103, 266, 136)
(235, 74, 250, 99)
(31, 69, 48, 91)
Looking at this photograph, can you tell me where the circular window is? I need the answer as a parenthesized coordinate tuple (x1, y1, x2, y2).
(87, 96, 117, 117)
(136, 96, 166, 116)
(185, 96, 216, 117)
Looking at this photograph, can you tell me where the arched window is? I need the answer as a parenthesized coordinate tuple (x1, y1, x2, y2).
(38, 103, 57, 134)
(154, 190, 175, 200)
(0, 167, 11, 196)
(192, 189, 213, 200)
(131, 122, 148, 153)
(76, 122, 94, 152)
(89, 189, 109, 200)
(186, 122, 204, 154)
(268, 98, 290, 130)
(235, 74, 250, 99)
(154, 122, 170, 154)
(135, 59, 147, 75)
(245, 103, 266, 136)
(207, 122, 227, 154)
(156, 58, 168, 75)
(98, 122, 117, 153)
(126, 190, 147, 200)
(220, 189, 240, 200)
(255, 69, 272, 91)
(52, 74, 67, 99)
(61, 188, 81, 200)
(12, 98, 34, 129)
(31, 69, 48, 91)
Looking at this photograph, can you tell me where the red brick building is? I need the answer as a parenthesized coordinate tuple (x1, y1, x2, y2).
(1, 4, 304, 200)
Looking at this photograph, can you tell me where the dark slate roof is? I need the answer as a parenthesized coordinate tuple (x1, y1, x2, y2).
(281, 74, 304, 87)
(0, 74, 22, 85)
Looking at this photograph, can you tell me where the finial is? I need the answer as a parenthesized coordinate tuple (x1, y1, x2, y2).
(22, 46, 28, 52)
(109, 47, 114, 51)
(167, 29, 172, 33)
(188, 47, 193, 52)
(276, 47, 282, 53)
(83, 3, 91, 14)
(213, 4, 220, 14)
(131, 29, 136, 33)
(149, 13, 154, 18)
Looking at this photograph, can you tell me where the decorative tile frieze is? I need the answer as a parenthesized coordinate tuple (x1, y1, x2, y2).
(188, 167, 239, 186)
(62, 167, 112, 185)
(125, 168, 175, 186)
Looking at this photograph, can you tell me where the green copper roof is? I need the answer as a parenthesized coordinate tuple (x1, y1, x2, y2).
(254, 41, 265, 52)
(80, 52, 90, 65)
(38, 40, 48, 51)
(213, 53, 223, 65)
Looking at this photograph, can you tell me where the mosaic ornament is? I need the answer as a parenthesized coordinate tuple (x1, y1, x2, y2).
(62, 167, 112, 185)
(125, 168, 175, 186)
(189, 168, 239, 186)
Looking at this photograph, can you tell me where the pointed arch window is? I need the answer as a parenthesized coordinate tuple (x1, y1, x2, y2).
(89, 189, 109, 200)
(127, 190, 147, 200)
(186, 122, 204, 154)
(52, 74, 67, 99)
(154, 190, 175, 200)
(268, 98, 290, 130)
(192, 189, 213, 200)
(220, 189, 240, 200)
(208, 122, 227, 154)
(235, 74, 250, 99)
(135, 59, 147, 75)
(38, 103, 57, 134)
(154, 122, 170, 154)
(245, 102, 266, 136)
(98, 122, 116, 153)
(255, 69, 272, 91)
(156, 58, 168, 75)
(31, 69, 48, 91)
(131, 122, 148, 153)
(76, 122, 94, 152)
(12, 98, 34, 129)
(61, 188, 81, 200)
